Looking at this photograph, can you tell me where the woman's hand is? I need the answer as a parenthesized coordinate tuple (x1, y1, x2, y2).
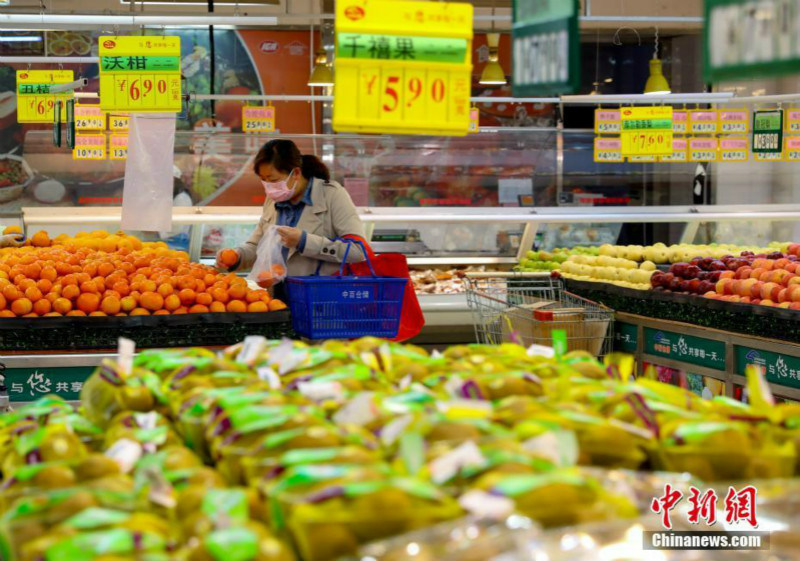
(276, 226, 303, 249)
(216, 248, 241, 270)
(0, 234, 23, 249)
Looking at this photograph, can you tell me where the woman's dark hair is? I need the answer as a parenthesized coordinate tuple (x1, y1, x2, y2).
(253, 139, 330, 182)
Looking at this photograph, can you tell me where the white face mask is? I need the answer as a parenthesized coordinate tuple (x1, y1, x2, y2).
(261, 170, 296, 202)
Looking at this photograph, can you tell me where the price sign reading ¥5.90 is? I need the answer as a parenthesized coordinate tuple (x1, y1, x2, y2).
(16, 70, 74, 123)
(620, 106, 673, 157)
(75, 104, 106, 131)
(99, 36, 182, 113)
(594, 109, 621, 133)
(73, 134, 107, 160)
(109, 134, 129, 160)
(593, 137, 623, 163)
(242, 106, 275, 133)
(689, 138, 718, 162)
(659, 138, 688, 162)
(719, 137, 749, 161)
(785, 137, 800, 161)
(109, 113, 130, 131)
(333, 0, 473, 136)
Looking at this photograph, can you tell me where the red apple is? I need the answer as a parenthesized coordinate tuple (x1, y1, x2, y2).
(752, 298, 762, 305)
(740, 296, 751, 303)
(788, 285, 800, 302)
(778, 288, 789, 303)
(771, 285, 784, 301)
(703, 291, 718, 299)
(761, 299, 776, 307)
(775, 258, 790, 270)
(789, 302, 800, 310)
(780, 302, 792, 308)
(716, 278, 734, 295)
(736, 266, 753, 279)
(751, 281, 765, 299)
(786, 262, 799, 273)
(750, 267, 765, 279)
(782, 273, 797, 286)
(761, 282, 780, 300)
(788, 243, 800, 256)
(719, 270, 735, 279)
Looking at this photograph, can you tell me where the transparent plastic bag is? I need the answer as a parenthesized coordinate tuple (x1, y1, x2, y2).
(247, 226, 287, 289)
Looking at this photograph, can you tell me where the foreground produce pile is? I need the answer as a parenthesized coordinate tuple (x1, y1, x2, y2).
(0, 228, 285, 317)
(1, 338, 798, 560)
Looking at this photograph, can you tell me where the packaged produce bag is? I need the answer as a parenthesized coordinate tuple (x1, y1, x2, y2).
(248, 225, 287, 289)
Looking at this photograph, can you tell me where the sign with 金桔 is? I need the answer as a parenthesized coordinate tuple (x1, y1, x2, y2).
(594, 109, 621, 133)
(109, 113, 130, 131)
(672, 111, 688, 133)
(719, 137, 749, 161)
(593, 137, 622, 162)
(689, 110, 718, 134)
(109, 134, 129, 160)
(512, 0, 580, 96)
(689, 137, 718, 162)
(242, 106, 276, 133)
(74, 103, 107, 131)
(333, 0, 473, 136)
(73, 134, 107, 160)
(785, 137, 800, 161)
(98, 36, 182, 113)
(15, 70, 74, 123)
(719, 109, 748, 133)
(620, 106, 673, 157)
(752, 109, 783, 154)
(659, 138, 688, 162)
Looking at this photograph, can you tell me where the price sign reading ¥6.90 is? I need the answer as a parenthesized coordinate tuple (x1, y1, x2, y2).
(73, 134, 107, 160)
(620, 106, 673, 157)
(594, 109, 621, 133)
(109, 134, 129, 160)
(672, 111, 688, 133)
(659, 138, 688, 162)
(333, 0, 473, 136)
(785, 137, 800, 162)
(16, 70, 74, 123)
(75, 104, 106, 131)
(689, 138, 718, 162)
(719, 137, 749, 161)
(593, 138, 623, 163)
(99, 36, 182, 113)
(109, 113, 130, 131)
(242, 106, 275, 133)
(719, 109, 748, 133)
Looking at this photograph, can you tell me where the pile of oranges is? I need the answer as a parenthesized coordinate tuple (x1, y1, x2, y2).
(0, 228, 287, 318)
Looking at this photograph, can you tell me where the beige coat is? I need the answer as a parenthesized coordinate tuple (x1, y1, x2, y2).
(235, 178, 366, 277)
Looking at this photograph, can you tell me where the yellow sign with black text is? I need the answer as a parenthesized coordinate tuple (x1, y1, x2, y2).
(16, 70, 73, 123)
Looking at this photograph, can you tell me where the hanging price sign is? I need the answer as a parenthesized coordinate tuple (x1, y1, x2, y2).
(620, 106, 673, 156)
(16, 70, 73, 123)
(719, 109, 748, 133)
(753, 109, 783, 155)
(75, 104, 107, 131)
(689, 110, 718, 133)
(242, 106, 275, 133)
(109, 134, 129, 160)
(109, 113, 130, 131)
(99, 36, 182, 113)
(468, 107, 479, 133)
(672, 111, 688, 133)
(594, 109, 621, 133)
(785, 110, 800, 132)
(689, 137, 718, 162)
(785, 137, 800, 161)
(659, 137, 688, 162)
(333, 0, 473, 136)
(73, 134, 107, 160)
(719, 137, 749, 161)
(593, 137, 623, 162)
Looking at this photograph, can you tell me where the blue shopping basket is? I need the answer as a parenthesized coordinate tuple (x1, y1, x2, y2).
(285, 239, 408, 340)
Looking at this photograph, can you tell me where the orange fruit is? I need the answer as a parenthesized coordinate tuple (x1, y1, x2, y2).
(40, 266, 57, 282)
(228, 283, 247, 300)
(53, 298, 72, 314)
(101, 296, 121, 315)
(247, 301, 269, 313)
(157, 283, 174, 298)
(30, 231, 50, 248)
(178, 288, 196, 306)
(173, 307, 188, 315)
(66, 310, 87, 317)
(203, 273, 217, 286)
(130, 308, 151, 316)
(44, 312, 62, 317)
(245, 290, 264, 303)
(97, 262, 116, 277)
(176, 276, 196, 291)
(103, 290, 122, 301)
(0, 310, 14, 317)
(2, 285, 20, 302)
(209, 301, 226, 313)
(256, 271, 275, 289)
(62, 285, 81, 301)
(24, 286, 42, 302)
(153, 309, 170, 315)
(111, 281, 130, 297)
(210, 288, 229, 304)
(33, 299, 51, 315)
(80, 281, 99, 295)
(83, 263, 98, 277)
(17, 278, 35, 291)
(89, 311, 107, 317)
(195, 292, 213, 306)
(45, 292, 59, 304)
(36, 279, 53, 294)
(2, 225, 22, 235)
(120, 296, 137, 312)
(141, 280, 157, 293)
(76, 292, 100, 314)
(0, 293, 6, 310)
(268, 299, 287, 311)
(226, 300, 247, 313)
(195, 280, 206, 293)
(188, 304, 209, 314)
(92, 277, 107, 292)
(140, 291, 164, 312)
(219, 249, 239, 267)
(75, 273, 91, 285)
(62, 274, 78, 286)
(271, 264, 286, 277)
(164, 294, 181, 311)
(11, 298, 33, 316)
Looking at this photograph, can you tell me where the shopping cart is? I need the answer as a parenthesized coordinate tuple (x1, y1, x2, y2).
(465, 272, 614, 357)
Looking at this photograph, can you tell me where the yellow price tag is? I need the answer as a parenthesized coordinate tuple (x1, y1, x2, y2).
(468, 107, 479, 133)
(785, 110, 800, 132)
(109, 113, 130, 131)
(75, 103, 107, 131)
(785, 137, 800, 161)
(659, 138, 688, 162)
(73, 134, 107, 160)
(719, 109, 749, 133)
(594, 109, 621, 133)
(672, 111, 688, 133)
(593, 137, 623, 163)
(98, 36, 182, 113)
(719, 137, 749, 161)
(109, 134, 128, 160)
(689, 110, 718, 134)
(620, 107, 673, 156)
(16, 70, 74, 123)
(754, 150, 784, 162)
(242, 106, 276, 133)
(627, 155, 656, 162)
(689, 138, 718, 162)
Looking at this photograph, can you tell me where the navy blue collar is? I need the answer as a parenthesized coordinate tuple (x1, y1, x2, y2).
(276, 178, 313, 210)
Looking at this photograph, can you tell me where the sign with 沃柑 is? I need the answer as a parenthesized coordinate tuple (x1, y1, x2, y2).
(593, 137, 623, 163)
(705, 0, 800, 82)
(73, 134, 106, 160)
(242, 106, 276, 133)
(735, 346, 800, 390)
(719, 109, 748, 133)
(620, 106, 673, 157)
(645, 327, 726, 370)
(109, 113, 130, 131)
(689, 110, 718, 134)
(98, 36, 182, 113)
(333, 0, 472, 136)
(5, 366, 91, 403)
(719, 137, 749, 162)
(785, 137, 800, 161)
(659, 138, 688, 162)
(15, 70, 73, 123)
(672, 110, 688, 133)
(689, 137, 718, 162)
(594, 109, 621, 133)
(75, 103, 106, 131)
(512, 0, 580, 96)
(109, 134, 128, 160)
(753, 109, 783, 155)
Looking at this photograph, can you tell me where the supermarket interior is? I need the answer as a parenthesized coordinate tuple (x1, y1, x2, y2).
(3, 0, 800, 559)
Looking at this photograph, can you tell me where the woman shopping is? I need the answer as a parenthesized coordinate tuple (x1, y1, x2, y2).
(217, 139, 367, 299)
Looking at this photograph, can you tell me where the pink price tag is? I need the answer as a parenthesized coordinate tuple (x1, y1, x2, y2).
(76, 135, 104, 147)
(719, 111, 747, 122)
(691, 111, 717, 122)
(673, 138, 688, 150)
(672, 111, 687, 122)
(787, 137, 800, 149)
(595, 138, 622, 150)
(110, 135, 128, 147)
(75, 105, 103, 117)
(690, 138, 718, 150)
(787, 110, 800, 122)
(243, 107, 274, 119)
(719, 138, 747, 149)
(596, 110, 620, 121)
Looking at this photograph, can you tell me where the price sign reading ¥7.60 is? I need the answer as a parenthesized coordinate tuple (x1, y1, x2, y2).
(109, 134, 129, 160)
(242, 106, 275, 133)
(109, 113, 130, 131)
(333, 0, 473, 136)
(73, 134, 107, 160)
(75, 104, 106, 131)
(620, 106, 673, 157)
(593, 138, 623, 163)
(99, 36, 182, 113)
(16, 70, 74, 123)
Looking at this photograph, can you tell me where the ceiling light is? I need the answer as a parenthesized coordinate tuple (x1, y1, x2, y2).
(308, 48, 333, 87)
(644, 27, 670, 95)
(479, 33, 506, 86)
(0, 13, 277, 30)
(0, 36, 42, 42)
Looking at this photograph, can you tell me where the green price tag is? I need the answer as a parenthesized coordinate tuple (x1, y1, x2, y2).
(552, 329, 567, 357)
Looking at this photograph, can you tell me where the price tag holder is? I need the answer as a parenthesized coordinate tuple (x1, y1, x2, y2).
(719, 137, 749, 161)
(333, 0, 473, 136)
(109, 134, 129, 160)
(689, 110, 718, 134)
(73, 134, 107, 160)
(75, 103, 107, 131)
(785, 137, 800, 161)
(242, 106, 275, 133)
(468, 107, 479, 133)
(594, 109, 621, 133)
(689, 137, 718, 162)
(785, 110, 800, 132)
(627, 154, 656, 163)
(754, 150, 784, 162)
(16, 70, 74, 123)
(620, 106, 673, 157)
(593, 137, 623, 163)
(719, 109, 748, 133)
(109, 113, 130, 131)
(753, 109, 783, 155)
(99, 36, 182, 113)
(672, 110, 688, 133)
(659, 137, 688, 162)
